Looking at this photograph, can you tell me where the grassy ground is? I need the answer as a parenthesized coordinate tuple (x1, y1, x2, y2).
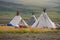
(0, 26, 60, 40)
(0, 26, 60, 34)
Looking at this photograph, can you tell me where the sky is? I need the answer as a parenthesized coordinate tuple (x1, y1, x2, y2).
(0, 0, 60, 7)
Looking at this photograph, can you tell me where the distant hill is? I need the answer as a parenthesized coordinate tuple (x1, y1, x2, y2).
(0, 1, 33, 13)
(0, 1, 60, 14)
(0, 1, 23, 11)
(0, 1, 23, 7)
(0, 1, 24, 9)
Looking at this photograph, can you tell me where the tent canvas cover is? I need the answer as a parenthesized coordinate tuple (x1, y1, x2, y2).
(7, 16, 28, 27)
(27, 15, 37, 26)
(32, 12, 56, 28)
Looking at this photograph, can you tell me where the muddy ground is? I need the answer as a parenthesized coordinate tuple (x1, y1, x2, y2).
(0, 32, 60, 40)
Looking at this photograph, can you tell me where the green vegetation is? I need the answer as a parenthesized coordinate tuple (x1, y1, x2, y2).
(0, 8, 60, 22)
(0, 28, 60, 34)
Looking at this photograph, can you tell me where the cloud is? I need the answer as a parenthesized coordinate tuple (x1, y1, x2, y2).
(0, 0, 60, 7)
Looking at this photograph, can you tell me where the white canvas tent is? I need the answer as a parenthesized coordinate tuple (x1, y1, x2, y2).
(7, 10, 28, 27)
(32, 9, 56, 28)
(27, 13, 37, 26)
(9, 16, 28, 27)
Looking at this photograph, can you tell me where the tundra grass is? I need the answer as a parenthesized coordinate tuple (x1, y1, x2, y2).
(0, 26, 60, 34)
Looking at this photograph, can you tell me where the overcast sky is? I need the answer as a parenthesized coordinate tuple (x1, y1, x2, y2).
(0, 0, 60, 7)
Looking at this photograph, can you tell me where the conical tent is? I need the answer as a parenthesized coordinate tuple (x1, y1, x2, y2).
(27, 13, 37, 26)
(7, 10, 28, 27)
(32, 9, 56, 28)
(7, 16, 28, 27)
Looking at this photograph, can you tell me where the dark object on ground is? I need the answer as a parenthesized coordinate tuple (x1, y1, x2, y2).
(7, 23, 13, 26)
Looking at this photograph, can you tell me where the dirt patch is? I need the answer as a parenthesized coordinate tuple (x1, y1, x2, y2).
(0, 32, 60, 40)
